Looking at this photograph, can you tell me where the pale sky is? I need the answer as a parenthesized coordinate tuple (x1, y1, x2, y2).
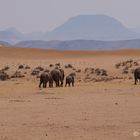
(0, 0, 139, 33)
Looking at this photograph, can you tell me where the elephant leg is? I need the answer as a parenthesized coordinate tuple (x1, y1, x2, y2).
(44, 82, 47, 88)
(65, 82, 68, 87)
(43, 81, 47, 88)
(61, 81, 63, 87)
(72, 82, 74, 87)
(43, 82, 45, 88)
(68, 82, 70, 87)
(135, 78, 137, 85)
(49, 78, 53, 88)
(49, 82, 53, 88)
(39, 81, 43, 88)
(55, 81, 58, 87)
(57, 82, 59, 87)
(57, 81, 60, 87)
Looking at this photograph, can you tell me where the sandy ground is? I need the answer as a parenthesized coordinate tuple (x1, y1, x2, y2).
(0, 47, 140, 140)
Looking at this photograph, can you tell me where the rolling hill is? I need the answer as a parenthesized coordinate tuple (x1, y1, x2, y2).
(15, 39, 140, 50)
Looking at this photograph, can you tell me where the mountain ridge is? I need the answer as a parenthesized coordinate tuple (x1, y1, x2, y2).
(15, 39, 140, 50)
(0, 15, 140, 43)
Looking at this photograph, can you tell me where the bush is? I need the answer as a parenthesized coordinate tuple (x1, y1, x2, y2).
(65, 64, 73, 68)
(31, 69, 40, 76)
(18, 65, 24, 69)
(95, 68, 101, 75)
(55, 63, 61, 67)
(49, 64, 54, 67)
(11, 71, 25, 78)
(115, 63, 121, 69)
(76, 69, 81, 73)
(101, 69, 108, 76)
(25, 65, 31, 69)
(122, 69, 129, 74)
(35, 66, 44, 71)
(0, 72, 9, 81)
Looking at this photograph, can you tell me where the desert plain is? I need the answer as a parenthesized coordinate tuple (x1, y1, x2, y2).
(0, 46, 140, 140)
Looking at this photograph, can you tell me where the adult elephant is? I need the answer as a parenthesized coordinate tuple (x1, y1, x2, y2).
(50, 68, 64, 87)
(134, 67, 140, 85)
(59, 68, 65, 84)
(39, 72, 53, 88)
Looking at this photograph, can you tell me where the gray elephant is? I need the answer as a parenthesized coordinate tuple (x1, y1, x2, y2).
(39, 72, 53, 88)
(59, 68, 65, 83)
(50, 68, 64, 87)
(134, 67, 140, 85)
(65, 75, 74, 87)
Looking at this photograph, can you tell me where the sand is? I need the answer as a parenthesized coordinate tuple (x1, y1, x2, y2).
(0, 46, 140, 140)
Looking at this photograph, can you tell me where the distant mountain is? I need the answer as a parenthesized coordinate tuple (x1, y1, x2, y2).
(45, 15, 140, 41)
(0, 41, 11, 46)
(15, 40, 61, 49)
(0, 27, 45, 44)
(15, 39, 140, 50)
(0, 28, 22, 44)
(1, 15, 140, 44)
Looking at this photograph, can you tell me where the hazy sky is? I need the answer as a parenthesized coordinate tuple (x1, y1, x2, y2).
(0, 0, 139, 33)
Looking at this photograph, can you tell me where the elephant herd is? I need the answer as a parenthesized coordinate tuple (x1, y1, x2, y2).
(38, 67, 140, 88)
(39, 68, 75, 88)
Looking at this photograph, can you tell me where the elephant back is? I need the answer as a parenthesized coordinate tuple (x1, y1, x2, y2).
(59, 68, 65, 80)
(40, 72, 49, 81)
(50, 69, 62, 80)
(66, 75, 74, 82)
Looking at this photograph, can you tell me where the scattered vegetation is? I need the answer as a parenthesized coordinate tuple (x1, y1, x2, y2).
(55, 63, 61, 67)
(65, 64, 73, 68)
(25, 65, 31, 69)
(49, 64, 54, 67)
(0, 66, 10, 72)
(35, 66, 44, 71)
(11, 71, 25, 78)
(115, 59, 140, 75)
(18, 65, 24, 69)
(31, 69, 40, 76)
(0, 72, 9, 81)
(0, 60, 138, 83)
(76, 69, 81, 73)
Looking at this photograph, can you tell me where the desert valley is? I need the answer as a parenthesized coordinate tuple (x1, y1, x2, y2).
(0, 46, 140, 140)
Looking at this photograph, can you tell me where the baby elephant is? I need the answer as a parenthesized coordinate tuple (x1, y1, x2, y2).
(65, 75, 74, 87)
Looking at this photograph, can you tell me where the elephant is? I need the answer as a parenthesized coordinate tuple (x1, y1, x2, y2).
(134, 67, 140, 85)
(39, 72, 53, 88)
(65, 75, 74, 87)
(50, 68, 64, 87)
(59, 68, 65, 83)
